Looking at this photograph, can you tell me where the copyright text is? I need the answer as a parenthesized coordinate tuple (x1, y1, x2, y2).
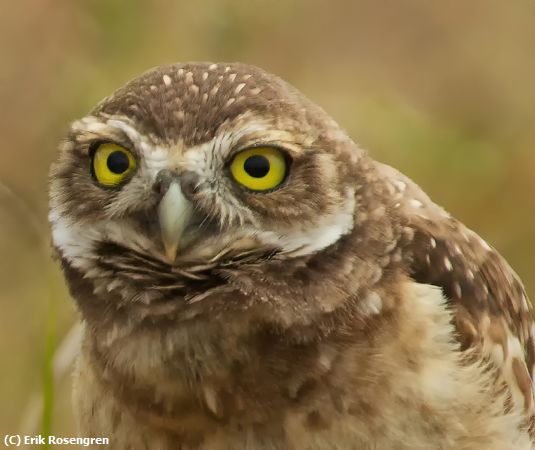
(3, 435, 109, 447)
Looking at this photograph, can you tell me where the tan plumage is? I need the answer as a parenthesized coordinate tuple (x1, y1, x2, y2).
(49, 62, 534, 449)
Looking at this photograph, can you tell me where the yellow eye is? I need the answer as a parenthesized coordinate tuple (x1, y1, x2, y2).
(92, 143, 136, 187)
(229, 147, 287, 191)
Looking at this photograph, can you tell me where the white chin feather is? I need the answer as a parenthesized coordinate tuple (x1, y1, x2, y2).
(49, 210, 155, 271)
(256, 190, 356, 257)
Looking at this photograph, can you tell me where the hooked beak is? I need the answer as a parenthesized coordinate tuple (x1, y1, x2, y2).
(158, 181, 193, 262)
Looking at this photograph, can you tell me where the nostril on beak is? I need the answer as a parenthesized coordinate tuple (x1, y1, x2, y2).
(153, 169, 177, 196)
(179, 170, 201, 198)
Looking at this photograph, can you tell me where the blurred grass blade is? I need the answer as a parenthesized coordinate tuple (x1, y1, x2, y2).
(18, 324, 82, 437)
(42, 297, 55, 448)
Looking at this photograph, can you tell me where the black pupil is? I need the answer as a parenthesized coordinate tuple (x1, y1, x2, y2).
(243, 155, 270, 178)
(107, 151, 130, 174)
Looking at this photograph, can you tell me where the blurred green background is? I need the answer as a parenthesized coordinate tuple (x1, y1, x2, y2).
(1, 0, 534, 439)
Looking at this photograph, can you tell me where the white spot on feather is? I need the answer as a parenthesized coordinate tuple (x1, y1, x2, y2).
(210, 85, 220, 96)
(203, 385, 220, 416)
(317, 346, 337, 371)
(361, 291, 383, 316)
(453, 282, 462, 298)
(162, 74, 172, 86)
(394, 180, 407, 192)
(370, 205, 385, 218)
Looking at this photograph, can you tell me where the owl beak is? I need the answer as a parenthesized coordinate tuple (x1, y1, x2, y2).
(158, 181, 193, 262)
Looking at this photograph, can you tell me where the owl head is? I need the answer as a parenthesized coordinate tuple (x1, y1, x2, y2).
(49, 63, 396, 326)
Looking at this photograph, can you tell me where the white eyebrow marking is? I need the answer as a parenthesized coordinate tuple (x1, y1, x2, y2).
(71, 117, 108, 134)
(105, 118, 153, 155)
(107, 119, 143, 143)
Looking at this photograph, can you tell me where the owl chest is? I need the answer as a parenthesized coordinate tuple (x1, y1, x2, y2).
(82, 329, 458, 450)
(85, 320, 381, 446)
(79, 286, 529, 450)
(91, 320, 336, 418)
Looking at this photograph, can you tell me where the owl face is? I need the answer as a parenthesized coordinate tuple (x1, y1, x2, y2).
(49, 62, 398, 330)
(50, 63, 365, 289)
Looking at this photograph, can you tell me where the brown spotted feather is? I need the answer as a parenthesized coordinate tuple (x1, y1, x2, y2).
(377, 162, 535, 430)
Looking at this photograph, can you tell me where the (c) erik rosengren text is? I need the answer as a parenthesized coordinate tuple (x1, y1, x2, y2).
(3, 435, 109, 447)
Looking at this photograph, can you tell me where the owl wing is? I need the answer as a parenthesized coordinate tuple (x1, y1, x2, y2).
(376, 162, 535, 427)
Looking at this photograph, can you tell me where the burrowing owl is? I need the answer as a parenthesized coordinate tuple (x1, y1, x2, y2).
(49, 62, 534, 449)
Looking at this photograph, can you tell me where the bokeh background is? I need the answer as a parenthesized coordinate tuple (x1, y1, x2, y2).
(1, 0, 534, 441)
